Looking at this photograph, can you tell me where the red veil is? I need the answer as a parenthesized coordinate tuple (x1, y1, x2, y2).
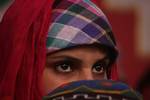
(0, 0, 118, 100)
(0, 0, 54, 99)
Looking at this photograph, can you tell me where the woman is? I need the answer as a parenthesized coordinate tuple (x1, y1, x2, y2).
(0, 0, 118, 100)
(42, 0, 118, 94)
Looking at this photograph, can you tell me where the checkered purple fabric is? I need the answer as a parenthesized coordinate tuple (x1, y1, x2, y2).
(46, 0, 117, 53)
(43, 80, 142, 100)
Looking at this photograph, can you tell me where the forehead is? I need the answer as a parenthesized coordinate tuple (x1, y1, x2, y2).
(47, 45, 107, 60)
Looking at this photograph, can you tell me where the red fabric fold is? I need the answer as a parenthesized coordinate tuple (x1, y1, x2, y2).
(0, 0, 54, 100)
(111, 63, 119, 80)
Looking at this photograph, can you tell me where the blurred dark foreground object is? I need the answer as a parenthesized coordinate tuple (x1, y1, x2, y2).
(136, 69, 150, 100)
(0, 0, 10, 8)
(43, 80, 142, 100)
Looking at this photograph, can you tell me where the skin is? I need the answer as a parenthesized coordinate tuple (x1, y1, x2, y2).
(42, 46, 110, 94)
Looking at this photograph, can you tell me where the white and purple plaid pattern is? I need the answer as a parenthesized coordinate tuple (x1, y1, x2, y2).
(46, 0, 116, 53)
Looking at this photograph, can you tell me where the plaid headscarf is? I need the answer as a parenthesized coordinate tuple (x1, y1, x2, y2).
(46, 0, 117, 52)
(43, 80, 142, 100)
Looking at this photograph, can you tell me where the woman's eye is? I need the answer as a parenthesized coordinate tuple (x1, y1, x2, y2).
(92, 65, 104, 74)
(55, 63, 72, 73)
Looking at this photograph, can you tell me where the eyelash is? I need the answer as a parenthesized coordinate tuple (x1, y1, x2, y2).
(92, 62, 106, 74)
(47, 60, 77, 73)
(46, 60, 108, 74)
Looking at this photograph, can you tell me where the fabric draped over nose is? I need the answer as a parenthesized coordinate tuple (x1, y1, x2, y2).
(43, 80, 142, 100)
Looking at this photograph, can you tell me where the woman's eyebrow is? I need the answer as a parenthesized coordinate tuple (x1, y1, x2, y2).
(97, 57, 108, 61)
(47, 55, 82, 63)
(95, 57, 110, 65)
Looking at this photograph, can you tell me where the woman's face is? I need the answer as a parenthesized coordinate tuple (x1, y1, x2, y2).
(42, 46, 109, 94)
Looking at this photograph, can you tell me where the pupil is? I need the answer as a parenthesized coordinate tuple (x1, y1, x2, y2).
(61, 64, 68, 70)
(95, 66, 102, 71)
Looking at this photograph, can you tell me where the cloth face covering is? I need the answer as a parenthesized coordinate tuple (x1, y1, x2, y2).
(43, 80, 142, 100)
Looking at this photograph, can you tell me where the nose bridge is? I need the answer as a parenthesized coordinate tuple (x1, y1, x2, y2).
(79, 67, 94, 80)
